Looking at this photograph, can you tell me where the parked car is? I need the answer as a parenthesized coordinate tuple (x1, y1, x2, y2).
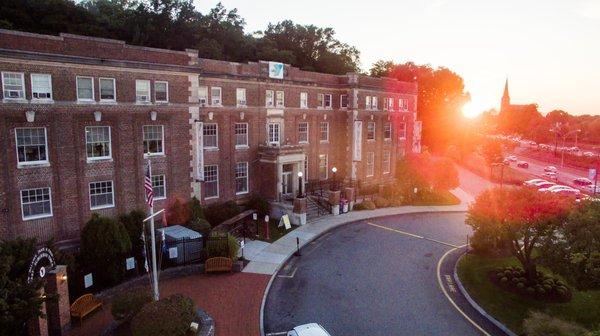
(551, 188, 582, 198)
(542, 172, 558, 180)
(288, 324, 332, 336)
(573, 177, 593, 186)
(524, 178, 548, 186)
(584, 185, 600, 194)
(544, 166, 557, 173)
(517, 161, 529, 168)
(539, 185, 580, 194)
(535, 181, 557, 189)
(507, 155, 517, 162)
(583, 151, 595, 157)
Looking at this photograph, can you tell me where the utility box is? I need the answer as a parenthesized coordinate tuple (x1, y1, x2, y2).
(157, 225, 203, 265)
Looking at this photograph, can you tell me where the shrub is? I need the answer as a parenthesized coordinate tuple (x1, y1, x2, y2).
(111, 288, 152, 322)
(354, 200, 376, 211)
(204, 201, 242, 226)
(119, 210, 146, 271)
(206, 234, 239, 260)
(130, 294, 195, 336)
(374, 197, 390, 208)
(186, 217, 211, 238)
(245, 193, 271, 217)
(523, 311, 588, 336)
(489, 266, 572, 302)
(166, 196, 190, 225)
(80, 214, 131, 287)
(187, 197, 205, 222)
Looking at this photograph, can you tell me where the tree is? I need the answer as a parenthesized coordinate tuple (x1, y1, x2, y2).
(0, 239, 46, 336)
(165, 196, 190, 225)
(119, 209, 146, 271)
(430, 158, 459, 190)
(466, 187, 572, 281)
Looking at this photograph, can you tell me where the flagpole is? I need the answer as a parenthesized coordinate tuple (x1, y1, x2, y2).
(148, 159, 159, 301)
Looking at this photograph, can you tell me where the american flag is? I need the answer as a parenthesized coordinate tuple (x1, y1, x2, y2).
(144, 161, 154, 207)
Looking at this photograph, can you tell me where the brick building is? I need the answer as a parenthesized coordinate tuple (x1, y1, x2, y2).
(0, 29, 420, 245)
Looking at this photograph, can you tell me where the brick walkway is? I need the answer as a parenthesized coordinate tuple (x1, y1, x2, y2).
(67, 272, 270, 336)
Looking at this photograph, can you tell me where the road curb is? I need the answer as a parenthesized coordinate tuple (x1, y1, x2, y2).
(259, 209, 468, 336)
(453, 252, 519, 336)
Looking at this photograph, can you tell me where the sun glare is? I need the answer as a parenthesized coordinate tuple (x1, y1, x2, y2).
(462, 102, 485, 119)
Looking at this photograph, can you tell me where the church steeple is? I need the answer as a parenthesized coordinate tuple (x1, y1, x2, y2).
(501, 78, 510, 112)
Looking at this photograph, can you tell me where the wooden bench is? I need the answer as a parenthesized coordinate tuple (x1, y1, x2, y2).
(70, 294, 103, 325)
(205, 257, 233, 273)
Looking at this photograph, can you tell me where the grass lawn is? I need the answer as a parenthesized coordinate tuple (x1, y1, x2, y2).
(410, 189, 461, 205)
(457, 253, 600, 334)
(256, 218, 298, 243)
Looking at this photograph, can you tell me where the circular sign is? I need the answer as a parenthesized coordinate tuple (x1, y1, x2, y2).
(27, 247, 56, 283)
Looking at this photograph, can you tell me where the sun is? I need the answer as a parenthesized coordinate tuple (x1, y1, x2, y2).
(462, 101, 485, 119)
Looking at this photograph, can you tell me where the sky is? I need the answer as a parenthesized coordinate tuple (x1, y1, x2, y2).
(195, 0, 600, 117)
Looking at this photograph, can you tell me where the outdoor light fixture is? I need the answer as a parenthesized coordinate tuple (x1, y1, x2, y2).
(25, 110, 35, 122)
(265, 215, 269, 222)
(61, 274, 68, 282)
(253, 213, 257, 221)
(208, 112, 213, 120)
(150, 110, 157, 121)
(93, 111, 102, 122)
(240, 111, 245, 120)
(331, 167, 337, 173)
(298, 171, 304, 197)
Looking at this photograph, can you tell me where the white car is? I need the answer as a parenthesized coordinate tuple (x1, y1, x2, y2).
(507, 155, 517, 162)
(542, 172, 558, 180)
(544, 166, 558, 173)
(551, 188, 581, 198)
(535, 181, 557, 189)
(539, 185, 580, 194)
(524, 178, 548, 186)
(288, 323, 332, 336)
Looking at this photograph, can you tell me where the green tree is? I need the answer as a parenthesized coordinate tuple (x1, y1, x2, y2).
(0, 239, 46, 336)
(431, 158, 459, 190)
(119, 209, 146, 271)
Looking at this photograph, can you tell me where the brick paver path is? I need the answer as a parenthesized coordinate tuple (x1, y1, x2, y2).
(67, 272, 270, 336)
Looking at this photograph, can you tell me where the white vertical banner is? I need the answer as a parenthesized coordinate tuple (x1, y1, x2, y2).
(195, 121, 204, 181)
(353, 120, 362, 161)
(412, 121, 422, 153)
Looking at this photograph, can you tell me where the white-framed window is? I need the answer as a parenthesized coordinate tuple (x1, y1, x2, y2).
(398, 122, 407, 139)
(236, 88, 246, 106)
(300, 92, 308, 108)
(268, 122, 280, 145)
(320, 122, 329, 142)
(324, 94, 332, 108)
(372, 96, 378, 110)
(15, 127, 48, 166)
(367, 122, 376, 140)
(384, 123, 392, 140)
(99, 78, 116, 102)
(265, 90, 274, 107)
(383, 151, 391, 174)
(298, 122, 309, 143)
(155, 81, 168, 103)
(399, 98, 409, 111)
(76, 76, 94, 101)
(21, 187, 52, 220)
(85, 126, 111, 160)
(318, 154, 328, 180)
(365, 96, 372, 110)
(203, 165, 219, 199)
(31, 74, 52, 101)
(89, 180, 114, 210)
(203, 123, 218, 149)
(2, 72, 25, 100)
(143, 125, 164, 155)
(318, 93, 332, 109)
(152, 175, 166, 200)
(340, 94, 348, 108)
(211, 87, 222, 106)
(198, 86, 208, 106)
(386, 97, 394, 110)
(235, 162, 249, 194)
(275, 90, 284, 107)
(135, 79, 151, 103)
(234, 123, 248, 148)
(366, 152, 375, 177)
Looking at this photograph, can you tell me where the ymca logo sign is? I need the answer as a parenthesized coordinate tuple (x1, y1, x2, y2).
(269, 62, 284, 79)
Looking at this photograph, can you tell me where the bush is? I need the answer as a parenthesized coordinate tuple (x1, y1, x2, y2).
(354, 200, 376, 210)
(130, 294, 195, 336)
(389, 197, 404, 207)
(186, 217, 212, 238)
(204, 201, 242, 226)
(111, 289, 152, 322)
(187, 197, 205, 222)
(206, 234, 239, 260)
(374, 197, 390, 208)
(523, 311, 588, 336)
(245, 193, 270, 217)
(119, 210, 146, 271)
(80, 214, 132, 287)
(166, 196, 190, 225)
(489, 266, 572, 302)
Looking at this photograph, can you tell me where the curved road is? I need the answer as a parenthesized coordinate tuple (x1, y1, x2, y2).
(264, 212, 482, 336)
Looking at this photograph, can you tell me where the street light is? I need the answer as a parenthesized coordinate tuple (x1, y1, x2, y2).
(297, 171, 304, 198)
(331, 167, 338, 191)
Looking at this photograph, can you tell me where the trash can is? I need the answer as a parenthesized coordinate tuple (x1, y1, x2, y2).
(341, 199, 349, 213)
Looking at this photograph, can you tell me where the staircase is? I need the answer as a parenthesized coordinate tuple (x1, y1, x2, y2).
(306, 195, 330, 222)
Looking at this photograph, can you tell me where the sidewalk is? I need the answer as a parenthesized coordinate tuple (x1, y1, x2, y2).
(243, 187, 474, 275)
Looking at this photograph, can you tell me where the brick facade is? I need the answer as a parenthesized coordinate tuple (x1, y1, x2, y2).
(0, 29, 419, 245)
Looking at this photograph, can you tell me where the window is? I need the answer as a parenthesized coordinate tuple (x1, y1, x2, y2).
(372, 96, 378, 110)
(21, 187, 52, 220)
(99, 78, 115, 101)
(198, 86, 208, 106)
(298, 122, 309, 143)
(383, 151, 391, 174)
(275, 91, 284, 107)
(16, 127, 48, 165)
(203, 165, 219, 198)
(266, 90, 274, 107)
(235, 162, 249, 194)
(2, 72, 25, 100)
(384, 123, 392, 140)
(85, 126, 111, 160)
(365, 96, 372, 110)
(399, 98, 409, 111)
(386, 97, 394, 110)
(324, 94, 332, 108)
(31, 74, 52, 100)
(203, 123, 218, 149)
(320, 122, 329, 142)
(366, 152, 375, 177)
(76, 76, 94, 101)
(340, 94, 348, 108)
(152, 175, 166, 200)
(398, 122, 407, 139)
(318, 154, 328, 180)
(211, 87, 221, 106)
(234, 123, 248, 147)
(268, 122, 280, 145)
(236, 88, 246, 106)
(89, 181, 114, 209)
(143, 125, 164, 155)
(300, 92, 308, 108)
(135, 80, 150, 103)
(318, 94, 332, 108)
(367, 122, 376, 140)
(155, 81, 168, 103)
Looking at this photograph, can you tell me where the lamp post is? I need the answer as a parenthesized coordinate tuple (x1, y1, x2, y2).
(253, 213, 258, 238)
(559, 129, 581, 168)
(331, 166, 338, 191)
(264, 215, 270, 241)
(297, 171, 304, 198)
